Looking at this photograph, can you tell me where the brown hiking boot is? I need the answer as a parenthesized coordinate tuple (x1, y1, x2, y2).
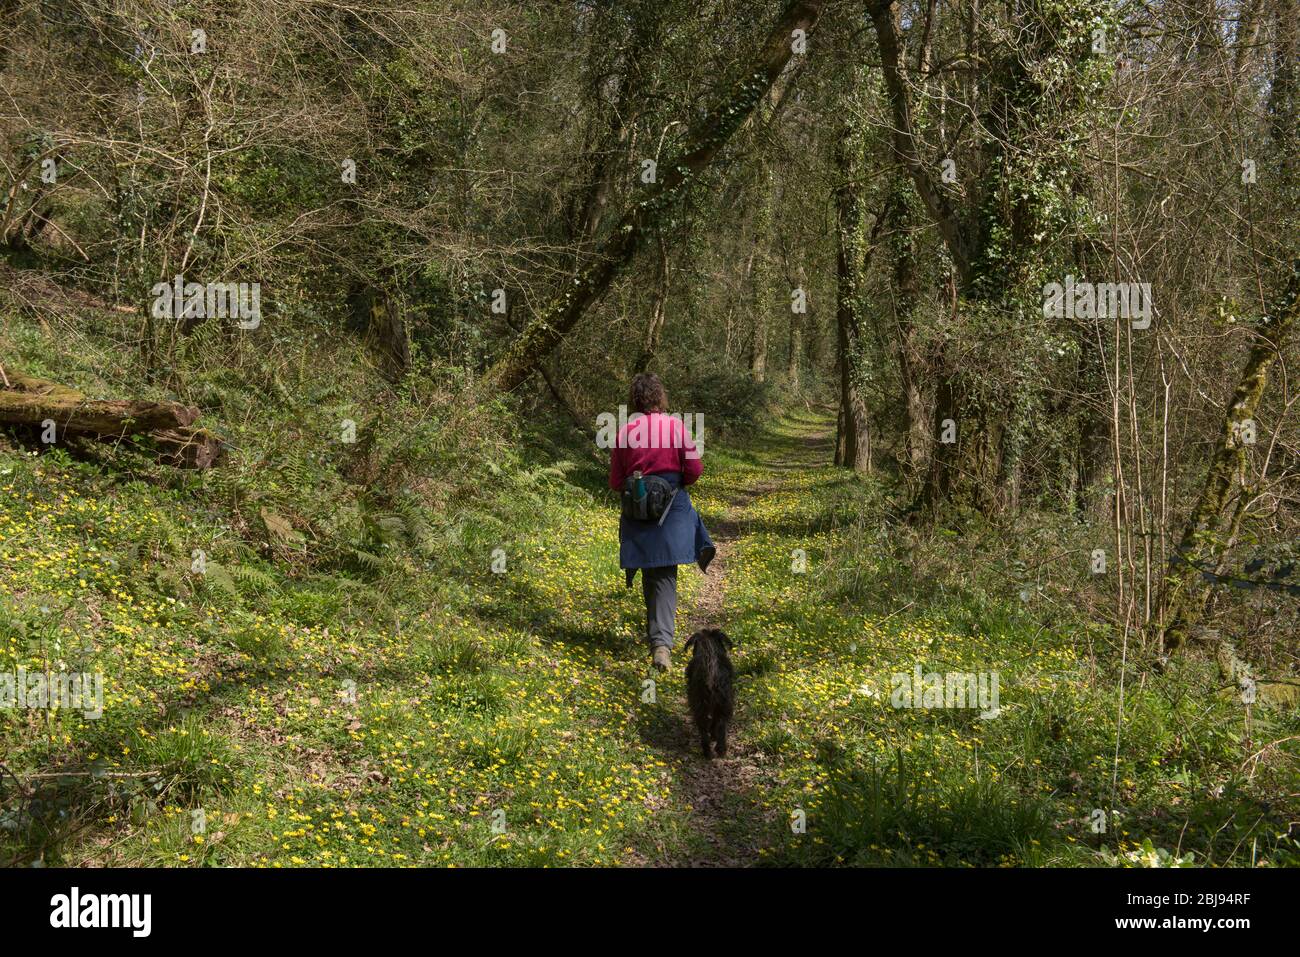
(652, 646, 671, 671)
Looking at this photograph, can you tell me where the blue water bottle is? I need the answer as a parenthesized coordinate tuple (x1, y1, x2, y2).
(633, 470, 647, 518)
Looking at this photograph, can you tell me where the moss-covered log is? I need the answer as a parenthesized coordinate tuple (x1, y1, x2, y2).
(1, 369, 222, 468)
(2, 370, 199, 433)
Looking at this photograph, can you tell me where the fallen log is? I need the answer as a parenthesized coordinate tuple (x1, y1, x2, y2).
(147, 427, 225, 469)
(1, 369, 223, 468)
(2, 371, 198, 433)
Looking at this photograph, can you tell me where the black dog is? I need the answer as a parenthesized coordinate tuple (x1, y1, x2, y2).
(684, 628, 734, 759)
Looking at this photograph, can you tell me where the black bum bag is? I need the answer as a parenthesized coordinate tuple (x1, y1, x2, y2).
(622, 473, 678, 524)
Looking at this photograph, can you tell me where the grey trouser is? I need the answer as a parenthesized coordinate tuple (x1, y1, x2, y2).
(641, 565, 678, 649)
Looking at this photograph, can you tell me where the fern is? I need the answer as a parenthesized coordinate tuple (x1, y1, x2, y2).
(392, 495, 436, 556)
(230, 563, 277, 595)
(330, 573, 397, 624)
(200, 561, 241, 603)
(347, 548, 386, 573)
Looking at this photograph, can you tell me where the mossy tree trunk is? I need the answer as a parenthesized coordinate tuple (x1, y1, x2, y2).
(1159, 261, 1299, 652)
(483, 0, 827, 394)
(833, 136, 878, 473)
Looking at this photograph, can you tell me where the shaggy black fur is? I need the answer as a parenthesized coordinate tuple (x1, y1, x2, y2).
(684, 628, 734, 759)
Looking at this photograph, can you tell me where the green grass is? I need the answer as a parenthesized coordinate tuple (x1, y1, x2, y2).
(701, 414, 1299, 867)
(1, 379, 1296, 867)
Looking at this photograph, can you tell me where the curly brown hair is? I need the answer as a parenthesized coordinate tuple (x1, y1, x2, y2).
(629, 373, 668, 414)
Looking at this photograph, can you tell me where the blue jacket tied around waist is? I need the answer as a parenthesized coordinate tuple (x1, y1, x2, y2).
(620, 472, 715, 586)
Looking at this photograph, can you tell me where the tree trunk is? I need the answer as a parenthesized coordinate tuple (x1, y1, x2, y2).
(749, 167, 774, 383)
(785, 316, 800, 386)
(834, 400, 846, 466)
(886, 180, 929, 484)
(834, 139, 871, 473)
(915, 365, 958, 511)
(483, 0, 828, 394)
(1161, 4, 1297, 651)
(1159, 261, 1299, 652)
(635, 235, 670, 373)
(349, 286, 409, 382)
(750, 311, 769, 382)
(786, 265, 804, 387)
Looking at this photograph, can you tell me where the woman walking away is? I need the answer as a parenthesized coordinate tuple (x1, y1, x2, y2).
(609, 373, 715, 671)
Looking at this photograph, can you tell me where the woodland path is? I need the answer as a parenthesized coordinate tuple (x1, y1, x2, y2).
(644, 410, 836, 866)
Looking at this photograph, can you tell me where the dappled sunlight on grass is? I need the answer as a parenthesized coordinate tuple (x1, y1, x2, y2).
(2, 410, 1295, 867)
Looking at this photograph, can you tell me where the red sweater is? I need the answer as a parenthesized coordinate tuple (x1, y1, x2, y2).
(608, 412, 703, 491)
